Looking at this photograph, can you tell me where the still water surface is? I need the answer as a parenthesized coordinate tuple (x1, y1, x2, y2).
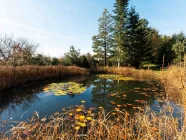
(0, 75, 182, 131)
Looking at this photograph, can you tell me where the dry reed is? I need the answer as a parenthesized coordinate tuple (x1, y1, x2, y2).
(0, 66, 89, 91)
(2, 105, 186, 140)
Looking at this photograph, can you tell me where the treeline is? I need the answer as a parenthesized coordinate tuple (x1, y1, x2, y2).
(0, 35, 96, 68)
(92, 0, 186, 68)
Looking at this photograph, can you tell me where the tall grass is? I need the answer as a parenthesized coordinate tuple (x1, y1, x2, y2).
(0, 66, 89, 91)
(2, 105, 186, 140)
(94, 67, 156, 80)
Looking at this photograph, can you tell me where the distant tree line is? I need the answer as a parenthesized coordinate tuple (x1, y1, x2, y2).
(92, 0, 186, 68)
(0, 35, 96, 68)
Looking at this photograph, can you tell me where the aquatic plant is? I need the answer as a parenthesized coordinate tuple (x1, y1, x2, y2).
(43, 82, 86, 96)
(97, 74, 135, 81)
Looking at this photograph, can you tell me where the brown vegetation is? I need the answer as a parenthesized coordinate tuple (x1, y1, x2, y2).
(94, 67, 156, 80)
(2, 105, 185, 140)
(0, 66, 89, 91)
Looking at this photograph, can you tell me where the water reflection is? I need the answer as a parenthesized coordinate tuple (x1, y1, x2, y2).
(0, 75, 182, 131)
(91, 78, 164, 111)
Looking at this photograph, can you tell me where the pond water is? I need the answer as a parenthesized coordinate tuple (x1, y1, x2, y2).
(0, 74, 182, 132)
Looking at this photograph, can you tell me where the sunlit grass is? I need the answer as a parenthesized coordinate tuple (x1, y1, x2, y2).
(2, 104, 186, 140)
(0, 66, 89, 91)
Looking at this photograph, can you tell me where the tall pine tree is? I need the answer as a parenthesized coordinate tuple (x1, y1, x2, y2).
(92, 9, 113, 66)
(125, 7, 150, 68)
(112, 0, 129, 67)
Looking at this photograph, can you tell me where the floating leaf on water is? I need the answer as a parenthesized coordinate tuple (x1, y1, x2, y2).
(127, 104, 132, 106)
(87, 110, 92, 114)
(86, 117, 92, 121)
(75, 126, 80, 130)
(80, 123, 86, 127)
(79, 116, 85, 121)
(69, 113, 73, 116)
(81, 100, 85, 103)
(75, 115, 80, 120)
(76, 108, 82, 112)
(97, 74, 135, 81)
(117, 105, 122, 107)
(110, 101, 116, 105)
(115, 108, 120, 111)
(122, 94, 127, 97)
(43, 82, 86, 96)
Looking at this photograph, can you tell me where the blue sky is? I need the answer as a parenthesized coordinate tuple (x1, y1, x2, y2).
(0, 0, 185, 57)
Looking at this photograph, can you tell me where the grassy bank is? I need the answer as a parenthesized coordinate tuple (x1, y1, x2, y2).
(0, 66, 89, 91)
(160, 66, 186, 104)
(93, 67, 156, 81)
(2, 105, 185, 140)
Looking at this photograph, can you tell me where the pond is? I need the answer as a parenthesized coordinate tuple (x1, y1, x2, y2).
(0, 74, 182, 132)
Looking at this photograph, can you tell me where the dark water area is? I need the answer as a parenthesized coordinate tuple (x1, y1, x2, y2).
(0, 75, 183, 132)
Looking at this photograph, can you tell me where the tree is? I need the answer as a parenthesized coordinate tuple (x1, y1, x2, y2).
(112, 0, 129, 67)
(85, 53, 98, 68)
(92, 9, 113, 66)
(147, 28, 162, 63)
(62, 46, 82, 66)
(0, 35, 38, 66)
(16, 38, 38, 65)
(156, 36, 175, 66)
(51, 57, 60, 65)
(80, 55, 90, 68)
(0, 35, 15, 65)
(172, 40, 186, 64)
(125, 7, 150, 68)
(172, 32, 186, 64)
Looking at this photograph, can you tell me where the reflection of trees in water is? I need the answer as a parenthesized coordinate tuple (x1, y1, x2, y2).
(0, 75, 92, 117)
(20, 94, 40, 111)
(0, 92, 41, 115)
(91, 79, 114, 109)
(91, 78, 161, 111)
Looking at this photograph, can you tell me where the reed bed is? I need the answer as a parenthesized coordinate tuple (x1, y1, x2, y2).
(95, 67, 156, 80)
(2, 105, 186, 140)
(0, 66, 89, 91)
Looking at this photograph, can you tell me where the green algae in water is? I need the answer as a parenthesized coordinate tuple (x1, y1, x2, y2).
(43, 82, 86, 96)
(97, 74, 135, 81)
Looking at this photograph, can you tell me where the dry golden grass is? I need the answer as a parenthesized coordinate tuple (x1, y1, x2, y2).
(95, 67, 156, 80)
(2, 105, 186, 140)
(0, 66, 89, 91)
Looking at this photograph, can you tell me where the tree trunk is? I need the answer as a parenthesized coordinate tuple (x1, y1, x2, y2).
(104, 41, 107, 66)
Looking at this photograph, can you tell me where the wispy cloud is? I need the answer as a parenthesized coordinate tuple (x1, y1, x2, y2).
(0, 18, 76, 40)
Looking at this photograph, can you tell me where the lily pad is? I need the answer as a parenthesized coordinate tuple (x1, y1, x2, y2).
(97, 74, 135, 81)
(43, 82, 86, 96)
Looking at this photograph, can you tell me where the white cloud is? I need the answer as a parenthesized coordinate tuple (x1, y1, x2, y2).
(0, 18, 76, 40)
